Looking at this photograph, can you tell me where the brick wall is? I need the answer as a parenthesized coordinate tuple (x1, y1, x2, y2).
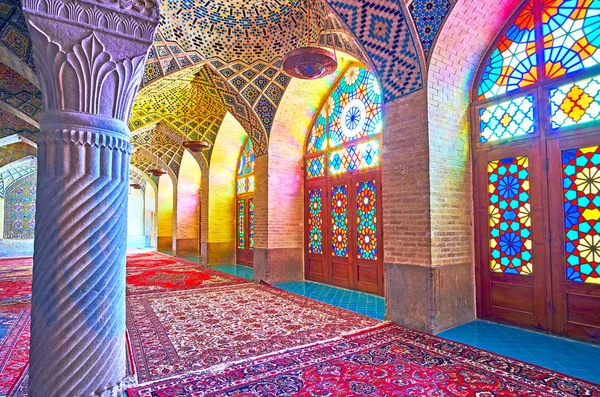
(176, 150, 201, 239)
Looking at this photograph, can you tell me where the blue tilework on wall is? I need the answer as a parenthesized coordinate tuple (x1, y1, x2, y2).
(409, 0, 453, 60)
(439, 320, 600, 384)
(328, 0, 423, 102)
(275, 281, 386, 320)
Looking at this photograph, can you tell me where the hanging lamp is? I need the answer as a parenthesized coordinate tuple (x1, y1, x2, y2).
(182, 73, 213, 152)
(130, 183, 143, 189)
(282, 0, 337, 80)
(147, 125, 167, 177)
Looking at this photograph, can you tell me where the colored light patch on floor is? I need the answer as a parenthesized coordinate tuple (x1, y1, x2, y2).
(438, 320, 600, 384)
(126, 283, 379, 383)
(127, 322, 600, 397)
(274, 281, 385, 320)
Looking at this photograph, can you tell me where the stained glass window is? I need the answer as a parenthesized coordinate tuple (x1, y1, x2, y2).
(356, 180, 377, 260)
(542, 0, 600, 80)
(308, 189, 323, 254)
(477, 1, 537, 100)
(306, 155, 325, 179)
(249, 198, 255, 250)
(479, 95, 535, 143)
(236, 177, 247, 194)
(237, 199, 245, 250)
(328, 138, 380, 175)
(550, 75, 600, 128)
(331, 185, 349, 257)
(305, 66, 383, 157)
(237, 137, 255, 177)
(247, 175, 255, 193)
(488, 156, 533, 275)
(562, 145, 600, 283)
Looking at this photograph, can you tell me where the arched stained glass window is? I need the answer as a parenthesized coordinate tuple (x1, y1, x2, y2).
(304, 63, 384, 295)
(473, 0, 600, 342)
(237, 137, 255, 195)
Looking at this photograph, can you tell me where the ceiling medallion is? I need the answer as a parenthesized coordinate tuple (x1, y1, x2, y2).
(148, 168, 167, 177)
(182, 140, 212, 152)
(283, 47, 337, 80)
(130, 183, 143, 189)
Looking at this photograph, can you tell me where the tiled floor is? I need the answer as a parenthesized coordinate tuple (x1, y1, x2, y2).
(211, 264, 255, 280)
(439, 320, 600, 384)
(274, 281, 386, 320)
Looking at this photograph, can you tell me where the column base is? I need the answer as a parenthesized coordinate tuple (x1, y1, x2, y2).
(175, 238, 199, 255)
(384, 262, 475, 334)
(157, 236, 173, 252)
(201, 242, 235, 265)
(253, 248, 303, 284)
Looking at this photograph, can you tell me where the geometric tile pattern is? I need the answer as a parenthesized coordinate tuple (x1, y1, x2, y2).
(0, 155, 35, 198)
(0, 0, 34, 68)
(0, 141, 36, 168)
(142, 30, 203, 87)
(0, 109, 37, 141)
(3, 171, 35, 238)
(329, 0, 424, 102)
(131, 129, 184, 177)
(408, 0, 453, 60)
(130, 150, 163, 187)
(0, 63, 42, 121)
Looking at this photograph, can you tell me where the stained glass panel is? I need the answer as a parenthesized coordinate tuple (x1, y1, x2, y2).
(237, 137, 255, 177)
(237, 199, 245, 250)
(236, 177, 247, 194)
(308, 189, 323, 254)
(479, 95, 535, 143)
(542, 0, 600, 79)
(562, 145, 600, 284)
(331, 185, 349, 257)
(306, 155, 325, 179)
(488, 156, 533, 275)
(249, 198, 255, 250)
(356, 180, 377, 260)
(247, 175, 255, 193)
(478, 1, 537, 100)
(306, 113, 327, 154)
(550, 74, 600, 128)
(328, 139, 380, 175)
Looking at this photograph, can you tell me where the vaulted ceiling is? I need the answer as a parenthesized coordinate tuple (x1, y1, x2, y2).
(0, 0, 457, 187)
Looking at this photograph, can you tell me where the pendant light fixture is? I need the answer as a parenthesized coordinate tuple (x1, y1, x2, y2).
(282, 0, 337, 80)
(182, 73, 213, 153)
(130, 183, 143, 189)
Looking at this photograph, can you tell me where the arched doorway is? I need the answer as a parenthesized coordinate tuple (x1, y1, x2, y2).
(236, 137, 255, 266)
(304, 64, 384, 295)
(472, 0, 600, 342)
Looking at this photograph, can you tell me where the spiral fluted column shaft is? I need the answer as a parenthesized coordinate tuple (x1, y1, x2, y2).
(29, 112, 131, 397)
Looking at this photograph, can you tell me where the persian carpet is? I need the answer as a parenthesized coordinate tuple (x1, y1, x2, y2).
(126, 252, 185, 270)
(0, 258, 32, 278)
(126, 283, 379, 383)
(127, 322, 600, 397)
(126, 257, 248, 295)
(0, 305, 29, 397)
(0, 278, 30, 306)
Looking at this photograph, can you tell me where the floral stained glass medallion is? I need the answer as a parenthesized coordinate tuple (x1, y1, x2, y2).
(550, 74, 600, 128)
(356, 180, 377, 260)
(477, 0, 537, 99)
(480, 95, 535, 143)
(488, 156, 533, 275)
(308, 189, 323, 255)
(331, 185, 349, 257)
(562, 145, 600, 284)
(542, 0, 600, 79)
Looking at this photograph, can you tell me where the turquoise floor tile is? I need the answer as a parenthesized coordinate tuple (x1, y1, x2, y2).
(274, 281, 385, 321)
(211, 264, 254, 280)
(438, 320, 600, 385)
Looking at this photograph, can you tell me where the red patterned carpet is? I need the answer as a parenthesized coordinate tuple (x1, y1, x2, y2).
(129, 322, 600, 397)
(0, 305, 29, 396)
(126, 283, 378, 382)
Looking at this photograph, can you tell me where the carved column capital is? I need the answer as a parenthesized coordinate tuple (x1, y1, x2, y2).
(20, 0, 159, 123)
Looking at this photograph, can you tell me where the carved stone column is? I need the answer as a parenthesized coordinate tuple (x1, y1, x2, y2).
(20, 0, 159, 395)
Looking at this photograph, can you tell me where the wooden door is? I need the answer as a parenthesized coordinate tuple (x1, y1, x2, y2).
(353, 172, 384, 295)
(475, 141, 550, 330)
(328, 178, 353, 289)
(247, 197, 254, 266)
(236, 196, 254, 267)
(547, 133, 600, 341)
(305, 181, 327, 283)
